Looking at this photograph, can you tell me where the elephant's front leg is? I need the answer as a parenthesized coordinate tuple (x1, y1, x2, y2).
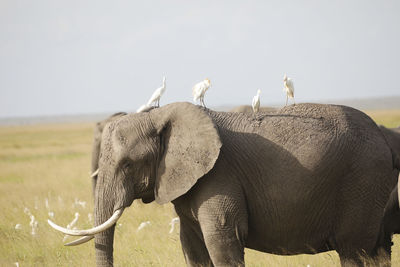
(178, 211, 214, 267)
(197, 193, 248, 266)
(200, 213, 247, 267)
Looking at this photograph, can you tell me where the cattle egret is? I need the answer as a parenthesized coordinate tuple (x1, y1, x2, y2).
(34, 197, 39, 209)
(67, 212, 80, 229)
(63, 212, 80, 241)
(192, 78, 211, 107)
(137, 221, 151, 232)
(15, 224, 22, 230)
(29, 215, 38, 235)
(74, 198, 86, 209)
(169, 217, 180, 234)
(147, 76, 166, 107)
(136, 104, 148, 113)
(24, 207, 31, 216)
(252, 89, 261, 113)
(283, 74, 295, 106)
(87, 213, 93, 223)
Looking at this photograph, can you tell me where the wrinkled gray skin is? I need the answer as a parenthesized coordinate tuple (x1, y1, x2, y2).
(91, 112, 127, 195)
(230, 105, 277, 113)
(91, 106, 156, 197)
(379, 126, 400, 253)
(93, 102, 399, 267)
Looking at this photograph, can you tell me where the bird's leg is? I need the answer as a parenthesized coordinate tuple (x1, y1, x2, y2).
(293, 98, 296, 106)
(285, 95, 288, 106)
(157, 99, 160, 108)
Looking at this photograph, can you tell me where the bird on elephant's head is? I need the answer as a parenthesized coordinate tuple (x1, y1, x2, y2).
(49, 102, 400, 267)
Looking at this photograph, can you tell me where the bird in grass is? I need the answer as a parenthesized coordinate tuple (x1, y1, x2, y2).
(147, 76, 166, 108)
(137, 221, 151, 232)
(169, 217, 180, 234)
(63, 212, 80, 241)
(252, 89, 261, 113)
(192, 78, 211, 107)
(283, 74, 295, 106)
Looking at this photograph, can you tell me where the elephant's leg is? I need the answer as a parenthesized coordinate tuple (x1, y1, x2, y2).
(336, 226, 387, 267)
(178, 213, 213, 267)
(338, 252, 364, 267)
(202, 226, 246, 267)
(370, 246, 391, 267)
(197, 194, 248, 266)
(338, 250, 390, 267)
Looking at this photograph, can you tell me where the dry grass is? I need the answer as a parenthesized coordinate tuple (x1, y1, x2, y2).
(1, 109, 400, 266)
(365, 109, 400, 128)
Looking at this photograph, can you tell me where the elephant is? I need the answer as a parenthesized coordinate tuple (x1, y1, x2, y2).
(379, 126, 400, 159)
(49, 102, 400, 267)
(380, 126, 400, 250)
(230, 104, 277, 113)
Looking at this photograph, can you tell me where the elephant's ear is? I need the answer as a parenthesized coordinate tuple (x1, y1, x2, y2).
(151, 102, 222, 204)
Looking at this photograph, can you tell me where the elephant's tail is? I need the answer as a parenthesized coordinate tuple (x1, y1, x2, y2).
(390, 147, 400, 171)
(390, 149, 400, 208)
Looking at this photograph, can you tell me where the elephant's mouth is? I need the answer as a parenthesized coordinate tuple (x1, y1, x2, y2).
(142, 195, 155, 203)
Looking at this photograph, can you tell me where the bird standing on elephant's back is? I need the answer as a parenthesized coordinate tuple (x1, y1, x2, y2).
(192, 78, 211, 107)
(283, 74, 295, 106)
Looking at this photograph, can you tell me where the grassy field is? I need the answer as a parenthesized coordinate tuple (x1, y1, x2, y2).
(1, 109, 400, 267)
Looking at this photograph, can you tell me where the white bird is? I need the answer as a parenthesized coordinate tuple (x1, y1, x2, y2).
(87, 213, 93, 223)
(136, 104, 149, 113)
(252, 89, 261, 113)
(147, 76, 166, 108)
(15, 224, 22, 230)
(45, 198, 50, 210)
(192, 78, 211, 107)
(24, 207, 31, 216)
(29, 215, 38, 236)
(283, 74, 295, 106)
(136, 221, 151, 232)
(73, 198, 86, 209)
(169, 217, 180, 234)
(67, 212, 80, 230)
(63, 212, 80, 242)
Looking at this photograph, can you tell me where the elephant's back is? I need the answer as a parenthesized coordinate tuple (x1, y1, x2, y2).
(210, 104, 396, 254)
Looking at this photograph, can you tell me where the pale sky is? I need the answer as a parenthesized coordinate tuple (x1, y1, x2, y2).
(0, 0, 399, 117)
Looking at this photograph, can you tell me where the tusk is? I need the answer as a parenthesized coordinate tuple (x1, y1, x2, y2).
(65, 235, 94, 246)
(91, 169, 99, 178)
(48, 208, 124, 236)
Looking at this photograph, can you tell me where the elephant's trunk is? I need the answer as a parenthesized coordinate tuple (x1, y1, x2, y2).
(94, 190, 117, 267)
(94, 226, 115, 267)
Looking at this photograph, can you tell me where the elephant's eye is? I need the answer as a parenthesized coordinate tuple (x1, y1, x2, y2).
(121, 161, 132, 174)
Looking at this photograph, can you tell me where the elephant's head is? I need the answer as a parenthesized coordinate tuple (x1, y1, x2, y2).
(49, 103, 222, 266)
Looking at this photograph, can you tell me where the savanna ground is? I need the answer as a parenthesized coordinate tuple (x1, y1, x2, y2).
(1, 109, 400, 267)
